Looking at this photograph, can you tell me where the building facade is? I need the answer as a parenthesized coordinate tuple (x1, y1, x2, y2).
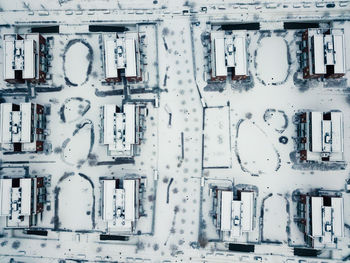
(103, 32, 142, 83)
(301, 28, 345, 79)
(210, 30, 248, 81)
(297, 111, 344, 162)
(103, 103, 146, 157)
(3, 33, 48, 84)
(297, 191, 344, 248)
(0, 177, 46, 228)
(0, 102, 47, 153)
(214, 188, 255, 241)
(102, 178, 140, 233)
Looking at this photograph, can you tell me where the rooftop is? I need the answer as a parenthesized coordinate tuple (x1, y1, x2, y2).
(102, 178, 140, 233)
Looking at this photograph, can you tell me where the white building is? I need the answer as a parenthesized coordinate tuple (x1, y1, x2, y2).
(0, 177, 45, 228)
(301, 28, 345, 79)
(3, 33, 47, 84)
(0, 103, 46, 153)
(103, 103, 145, 157)
(215, 189, 255, 240)
(298, 194, 344, 248)
(298, 111, 344, 162)
(210, 31, 248, 81)
(103, 32, 142, 82)
(102, 178, 140, 233)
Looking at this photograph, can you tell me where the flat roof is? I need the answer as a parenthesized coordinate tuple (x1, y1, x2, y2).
(313, 35, 325, 75)
(102, 180, 115, 221)
(233, 36, 248, 76)
(103, 32, 140, 80)
(332, 197, 344, 237)
(220, 191, 233, 231)
(333, 34, 345, 74)
(125, 38, 137, 77)
(310, 112, 322, 153)
(311, 196, 323, 237)
(0, 179, 12, 216)
(309, 29, 346, 76)
(23, 39, 35, 79)
(102, 179, 138, 232)
(0, 178, 33, 219)
(310, 111, 343, 155)
(241, 191, 254, 232)
(123, 179, 136, 222)
(0, 103, 13, 144)
(214, 37, 227, 77)
(3, 36, 39, 81)
(225, 37, 235, 68)
(103, 104, 140, 157)
(4, 41, 15, 80)
(0, 103, 33, 145)
(330, 112, 343, 153)
(124, 104, 136, 144)
(20, 103, 32, 143)
(311, 196, 344, 242)
(218, 190, 254, 237)
(103, 104, 117, 145)
(19, 178, 32, 216)
(104, 38, 118, 79)
(231, 200, 242, 237)
(211, 31, 248, 78)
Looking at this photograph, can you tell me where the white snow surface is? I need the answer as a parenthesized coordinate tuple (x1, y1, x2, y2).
(0, 2, 350, 263)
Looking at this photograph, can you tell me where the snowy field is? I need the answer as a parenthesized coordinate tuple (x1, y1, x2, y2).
(203, 106, 232, 168)
(0, 1, 350, 263)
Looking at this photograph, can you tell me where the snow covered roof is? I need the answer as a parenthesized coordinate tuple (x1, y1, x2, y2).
(3, 34, 38, 81)
(303, 111, 344, 162)
(312, 35, 325, 75)
(124, 103, 136, 145)
(233, 36, 248, 76)
(309, 29, 345, 75)
(240, 191, 254, 232)
(0, 178, 34, 228)
(332, 33, 345, 74)
(210, 31, 248, 79)
(4, 39, 17, 80)
(103, 104, 140, 157)
(23, 40, 36, 79)
(102, 179, 139, 233)
(298, 111, 344, 162)
(125, 38, 137, 77)
(103, 32, 139, 80)
(214, 37, 226, 77)
(0, 103, 33, 145)
(4, 36, 24, 80)
(217, 190, 254, 238)
(220, 191, 233, 232)
(0, 179, 12, 216)
(310, 196, 344, 246)
(104, 38, 119, 79)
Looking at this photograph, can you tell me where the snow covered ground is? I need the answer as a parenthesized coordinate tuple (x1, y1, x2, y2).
(203, 106, 232, 168)
(0, 2, 350, 263)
